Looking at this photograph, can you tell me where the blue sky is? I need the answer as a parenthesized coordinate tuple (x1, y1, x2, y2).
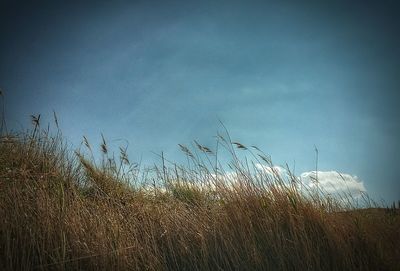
(1, 1, 399, 203)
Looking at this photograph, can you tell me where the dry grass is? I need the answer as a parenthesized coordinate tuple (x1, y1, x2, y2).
(0, 119, 399, 271)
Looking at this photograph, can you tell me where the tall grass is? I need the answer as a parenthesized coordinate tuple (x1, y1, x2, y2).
(0, 116, 399, 270)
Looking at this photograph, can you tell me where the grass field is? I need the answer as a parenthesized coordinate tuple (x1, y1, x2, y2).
(0, 116, 399, 270)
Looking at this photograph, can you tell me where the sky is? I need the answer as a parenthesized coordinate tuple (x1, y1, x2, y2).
(1, 0, 399, 203)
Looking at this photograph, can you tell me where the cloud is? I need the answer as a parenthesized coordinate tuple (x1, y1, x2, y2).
(299, 171, 367, 197)
(147, 163, 367, 200)
(254, 163, 367, 198)
(255, 164, 287, 178)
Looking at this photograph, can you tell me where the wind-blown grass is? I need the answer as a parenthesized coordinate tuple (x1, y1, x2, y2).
(0, 117, 399, 271)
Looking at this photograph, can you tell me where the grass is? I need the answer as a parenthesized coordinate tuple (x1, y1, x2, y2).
(0, 114, 399, 270)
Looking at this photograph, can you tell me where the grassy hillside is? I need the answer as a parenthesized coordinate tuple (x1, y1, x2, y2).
(0, 118, 399, 270)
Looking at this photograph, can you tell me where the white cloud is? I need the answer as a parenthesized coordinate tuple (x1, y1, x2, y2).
(254, 163, 367, 198)
(255, 164, 287, 178)
(299, 171, 366, 197)
(149, 163, 367, 201)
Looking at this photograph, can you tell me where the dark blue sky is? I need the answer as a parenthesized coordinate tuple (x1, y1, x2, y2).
(1, 1, 399, 202)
